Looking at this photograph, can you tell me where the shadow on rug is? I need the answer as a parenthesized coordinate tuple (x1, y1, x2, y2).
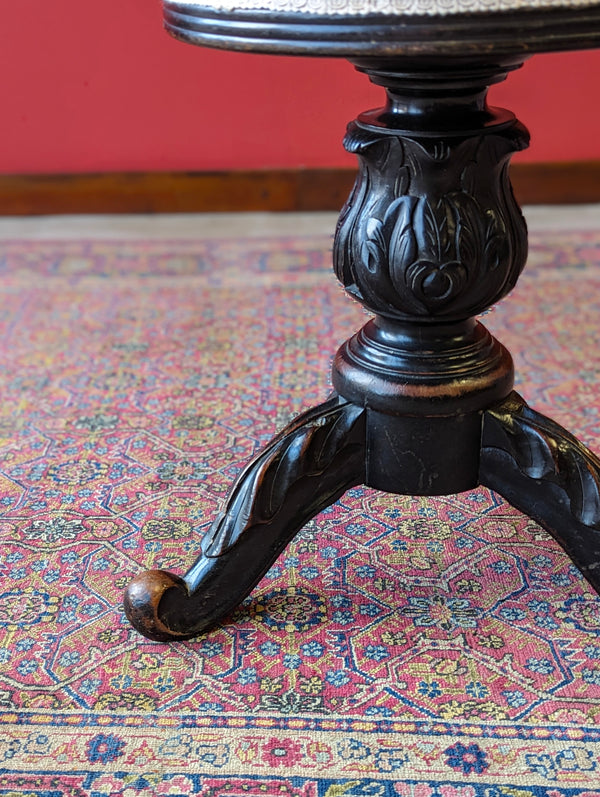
(0, 231, 599, 795)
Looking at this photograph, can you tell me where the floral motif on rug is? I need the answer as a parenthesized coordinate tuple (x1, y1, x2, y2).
(0, 233, 599, 795)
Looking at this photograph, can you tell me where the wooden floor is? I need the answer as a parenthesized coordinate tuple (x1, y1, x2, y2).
(1, 162, 600, 216)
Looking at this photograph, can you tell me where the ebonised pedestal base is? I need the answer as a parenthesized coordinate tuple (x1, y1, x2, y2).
(124, 56, 600, 641)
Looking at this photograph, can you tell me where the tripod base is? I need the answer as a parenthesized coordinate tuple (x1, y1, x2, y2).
(124, 390, 600, 641)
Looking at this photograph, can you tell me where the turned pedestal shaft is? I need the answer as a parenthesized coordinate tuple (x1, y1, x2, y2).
(332, 60, 526, 495)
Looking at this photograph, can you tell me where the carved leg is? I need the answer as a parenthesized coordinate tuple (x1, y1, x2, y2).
(480, 391, 600, 593)
(124, 394, 365, 640)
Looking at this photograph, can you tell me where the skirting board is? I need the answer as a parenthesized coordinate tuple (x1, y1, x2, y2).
(0, 162, 599, 215)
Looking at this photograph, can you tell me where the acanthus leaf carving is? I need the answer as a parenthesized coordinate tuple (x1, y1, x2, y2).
(480, 392, 600, 595)
(387, 195, 418, 286)
(482, 392, 600, 529)
(201, 395, 366, 557)
(334, 122, 528, 321)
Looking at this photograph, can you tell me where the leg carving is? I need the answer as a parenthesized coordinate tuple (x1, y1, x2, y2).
(124, 394, 366, 641)
(480, 391, 600, 594)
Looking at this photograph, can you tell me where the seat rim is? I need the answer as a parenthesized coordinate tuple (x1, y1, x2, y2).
(163, 1, 600, 57)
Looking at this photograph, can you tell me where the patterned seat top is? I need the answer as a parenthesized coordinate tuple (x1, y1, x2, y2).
(169, 0, 599, 17)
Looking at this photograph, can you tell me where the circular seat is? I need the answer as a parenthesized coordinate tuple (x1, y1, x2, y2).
(164, 0, 600, 56)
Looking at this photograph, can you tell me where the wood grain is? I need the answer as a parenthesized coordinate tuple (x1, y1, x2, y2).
(0, 162, 597, 216)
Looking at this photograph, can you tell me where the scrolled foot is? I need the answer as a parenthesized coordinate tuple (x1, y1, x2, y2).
(124, 394, 366, 640)
(480, 391, 600, 595)
(124, 569, 191, 642)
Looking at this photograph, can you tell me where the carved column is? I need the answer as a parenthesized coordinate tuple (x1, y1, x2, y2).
(332, 59, 529, 496)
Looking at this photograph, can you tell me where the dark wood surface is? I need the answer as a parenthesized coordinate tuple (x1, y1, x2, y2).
(125, 395, 367, 640)
(481, 392, 600, 594)
(0, 161, 598, 215)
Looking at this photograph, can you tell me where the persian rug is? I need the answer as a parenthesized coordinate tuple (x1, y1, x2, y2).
(1, 225, 600, 796)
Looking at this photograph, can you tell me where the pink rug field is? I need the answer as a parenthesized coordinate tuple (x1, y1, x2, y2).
(0, 231, 599, 795)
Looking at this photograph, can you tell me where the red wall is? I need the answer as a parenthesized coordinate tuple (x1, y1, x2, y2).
(2, 0, 599, 174)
